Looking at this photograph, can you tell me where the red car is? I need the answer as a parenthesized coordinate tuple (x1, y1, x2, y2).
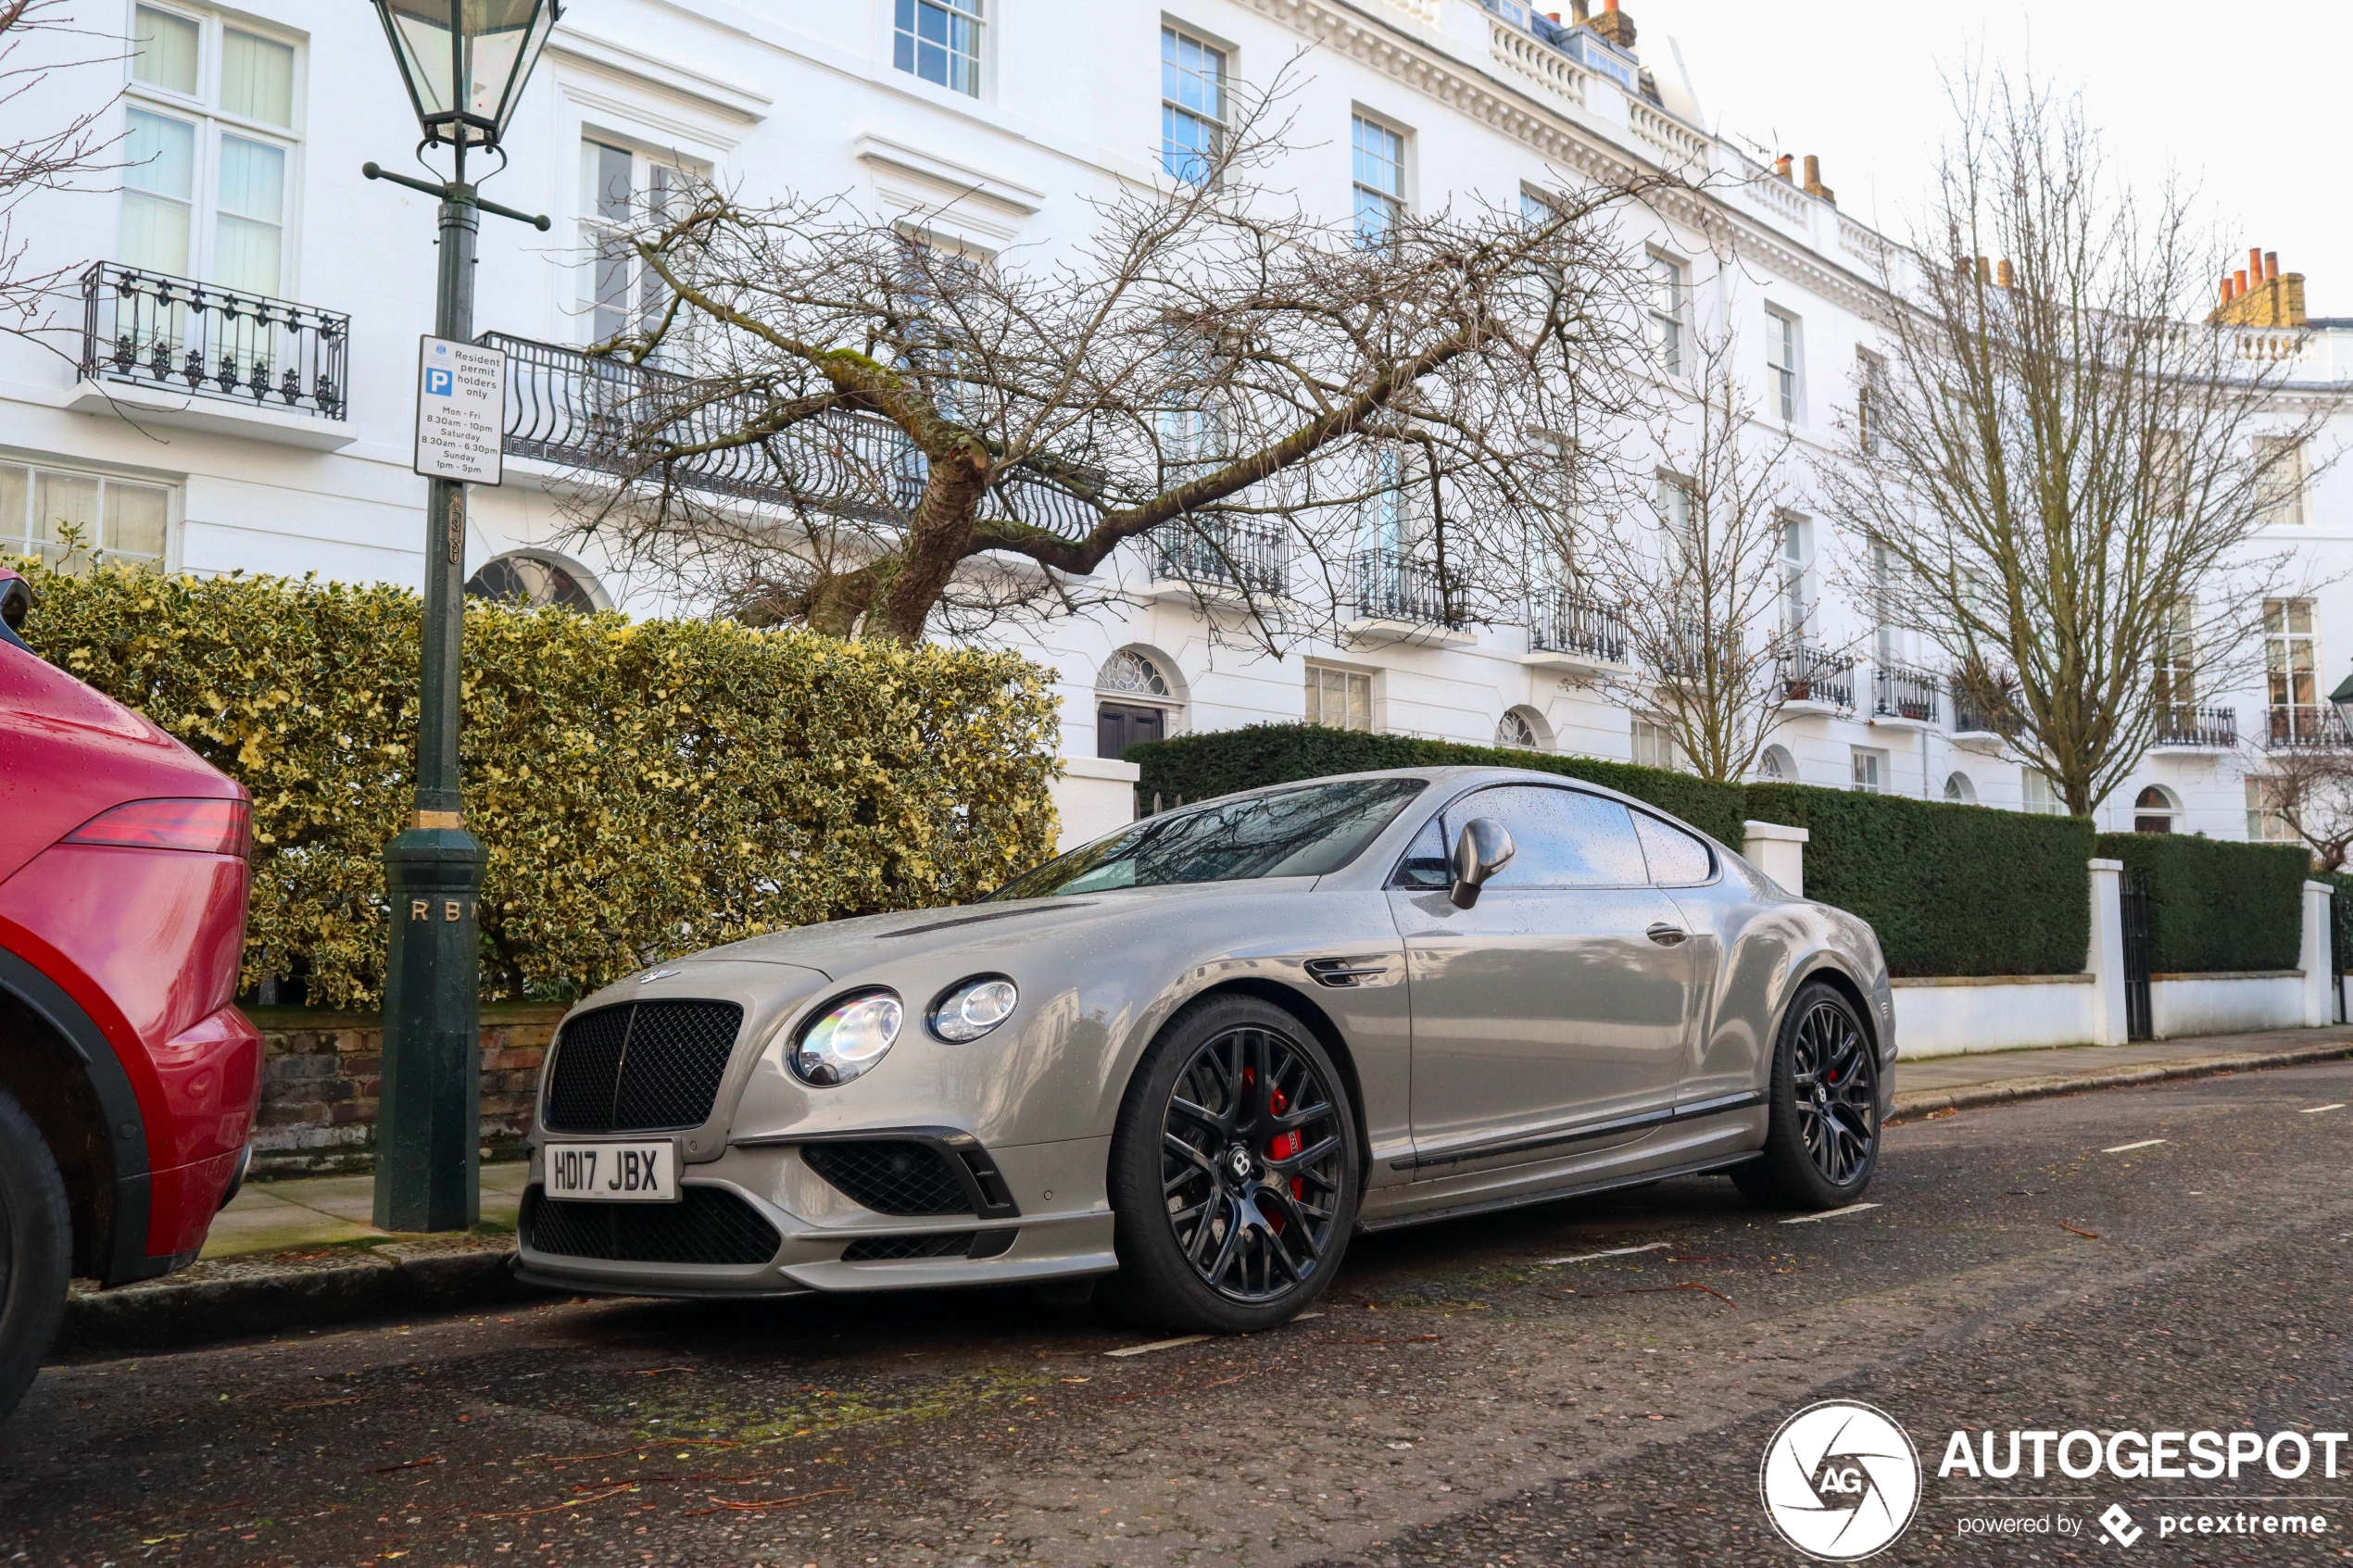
(0, 565, 261, 1420)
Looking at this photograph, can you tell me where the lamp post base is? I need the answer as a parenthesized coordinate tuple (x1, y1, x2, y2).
(373, 825, 488, 1233)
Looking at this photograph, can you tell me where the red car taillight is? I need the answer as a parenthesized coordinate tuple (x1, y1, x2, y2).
(65, 797, 251, 858)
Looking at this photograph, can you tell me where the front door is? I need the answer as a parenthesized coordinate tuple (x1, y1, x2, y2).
(1390, 784, 1695, 1171)
(1097, 702, 1164, 759)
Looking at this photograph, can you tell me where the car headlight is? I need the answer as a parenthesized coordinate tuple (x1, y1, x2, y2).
(790, 990, 903, 1086)
(928, 975, 1018, 1043)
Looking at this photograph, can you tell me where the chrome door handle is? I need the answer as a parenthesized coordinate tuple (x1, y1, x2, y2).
(1645, 922, 1688, 947)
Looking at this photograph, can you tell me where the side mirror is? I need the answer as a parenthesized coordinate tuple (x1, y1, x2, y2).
(1448, 817, 1516, 909)
(0, 573, 30, 653)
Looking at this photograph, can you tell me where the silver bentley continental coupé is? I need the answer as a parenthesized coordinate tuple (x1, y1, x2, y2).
(516, 767, 1894, 1332)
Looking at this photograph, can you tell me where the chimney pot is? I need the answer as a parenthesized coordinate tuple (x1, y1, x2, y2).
(2264, 250, 2279, 281)
(1774, 154, 1793, 181)
(1604, 0, 1619, 9)
(2221, 278, 2234, 305)
(2235, 268, 2249, 295)
(2248, 246, 2264, 281)
(1997, 258, 2014, 288)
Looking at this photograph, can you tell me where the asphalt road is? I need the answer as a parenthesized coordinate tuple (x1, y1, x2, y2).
(6, 1060, 2352, 1568)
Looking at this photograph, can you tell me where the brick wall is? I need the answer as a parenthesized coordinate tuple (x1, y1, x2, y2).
(247, 1003, 567, 1176)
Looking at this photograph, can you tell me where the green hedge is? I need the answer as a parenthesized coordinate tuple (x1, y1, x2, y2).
(20, 562, 1061, 1009)
(2096, 833, 2313, 974)
(1747, 785, 2095, 978)
(1126, 724, 1751, 847)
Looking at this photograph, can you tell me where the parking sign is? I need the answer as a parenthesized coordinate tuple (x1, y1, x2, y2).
(413, 336, 506, 484)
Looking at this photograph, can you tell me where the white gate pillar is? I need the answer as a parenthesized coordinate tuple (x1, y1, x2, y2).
(2087, 858, 2129, 1047)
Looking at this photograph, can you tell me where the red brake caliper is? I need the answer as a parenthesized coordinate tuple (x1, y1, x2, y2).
(1247, 1070, 1305, 1234)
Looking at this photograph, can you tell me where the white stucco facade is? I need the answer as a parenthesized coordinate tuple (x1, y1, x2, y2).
(6, 0, 2350, 845)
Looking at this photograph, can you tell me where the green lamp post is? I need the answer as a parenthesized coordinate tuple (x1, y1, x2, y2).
(361, 0, 560, 1233)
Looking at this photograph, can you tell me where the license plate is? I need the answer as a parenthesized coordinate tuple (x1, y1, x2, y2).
(544, 1141, 678, 1202)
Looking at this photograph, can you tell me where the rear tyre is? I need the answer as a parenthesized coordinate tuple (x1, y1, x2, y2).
(0, 1085, 71, 1423)
(1104, 997, 1360, 1334)
(1733, 982, 1881, 1211)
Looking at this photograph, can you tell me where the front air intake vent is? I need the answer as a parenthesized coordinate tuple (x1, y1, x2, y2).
(541, 999, 744, 1134)
(803, 1141, 975, 1216)
(521, 1185, 781, 1266)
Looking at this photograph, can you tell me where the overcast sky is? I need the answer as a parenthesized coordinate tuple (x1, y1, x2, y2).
(1647, 0, 2351, 316)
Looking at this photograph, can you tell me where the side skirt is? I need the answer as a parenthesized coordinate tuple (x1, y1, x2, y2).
(1353, 1150, 1760, 1236)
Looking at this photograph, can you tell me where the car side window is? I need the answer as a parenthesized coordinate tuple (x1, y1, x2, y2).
(1444, 785, 1649, 889)
(1632, 810, 1715, 885)
(1392, 816, 1452, 888)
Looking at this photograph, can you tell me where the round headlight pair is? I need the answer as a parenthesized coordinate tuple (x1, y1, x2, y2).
(786, 975, 1019, 1086)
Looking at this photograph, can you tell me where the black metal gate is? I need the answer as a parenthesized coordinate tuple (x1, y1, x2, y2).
(2120, 872, 2155, 1042)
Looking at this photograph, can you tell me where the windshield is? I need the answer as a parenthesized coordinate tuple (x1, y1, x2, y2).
(991, 777, 1428, 899)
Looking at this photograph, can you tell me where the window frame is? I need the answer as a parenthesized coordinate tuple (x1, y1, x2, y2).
(892, 0, 988, 98)
(1390, 782, 1720, 892)
(0, 458, 177, 573)
(2264, 596, 2322, 740)
(1303, 661, 1375, 732)
(120, 2, 304, 297)
(1645, 250, 1687, 379)
(1849, 746, 1887, 794)
(577, 136, 705, 355)
(1160, 22, 1228, 185)
(1764, 305, 1802, 423)
(1349, 110, 1408, 248)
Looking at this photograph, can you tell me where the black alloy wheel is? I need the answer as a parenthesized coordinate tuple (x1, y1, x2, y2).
(1733, 981, 1881, 1210)
(0, 1085, 71, 1423)
(1107, 996, 1359, 1331)
(1791, 996, 1877, 1185)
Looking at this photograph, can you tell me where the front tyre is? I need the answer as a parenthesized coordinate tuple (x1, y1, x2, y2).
(1733, 981, 1881, 1211)
(0, 1085, 71, 1423)
(1106, 997, 1360, 1333)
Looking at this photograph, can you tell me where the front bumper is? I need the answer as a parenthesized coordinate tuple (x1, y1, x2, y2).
(514, 1134, 1116, 1298)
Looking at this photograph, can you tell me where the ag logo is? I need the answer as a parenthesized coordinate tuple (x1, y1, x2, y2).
(1758, 1399, 1921, 1561)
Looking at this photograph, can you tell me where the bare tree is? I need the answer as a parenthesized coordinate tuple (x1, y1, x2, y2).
(0, 2, 118, 336)
(1577, 329, 1805, 783)
(547, 76, 1666, 646)
(1815, 72, 2334, 815)
(2252, 748, 2353, 873)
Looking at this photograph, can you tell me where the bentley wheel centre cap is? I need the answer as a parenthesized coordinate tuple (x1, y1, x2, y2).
(1227, 1146, 1253, 1182)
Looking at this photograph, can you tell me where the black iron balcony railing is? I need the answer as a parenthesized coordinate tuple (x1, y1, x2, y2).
(1350, 547, 1465, 628)
(2265, 704, 2349, 749)
(1151, 517, 1288, 597)
(1529, 591, 1629, 664)
(1952, 686, 2020, 737)
(484, 333, 1097, 540)
(1871, 662, 1942, 722)
(80, 261, 346, 419)
(2155, 705, 2237, 748)
(1778, 643, 1855, 709)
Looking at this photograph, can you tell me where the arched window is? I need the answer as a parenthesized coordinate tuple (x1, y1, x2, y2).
(2133, 784, 2179, 834)
(1943, 771, 1978, 805)
(1757, 744, 1797, 783)
(1096, 646, 1184, 759)
(1495, 706, 1551, 751)
(464, 551, 606, 612)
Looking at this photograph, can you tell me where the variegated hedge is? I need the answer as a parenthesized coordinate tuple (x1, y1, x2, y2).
(19, 564, 1062, 1009)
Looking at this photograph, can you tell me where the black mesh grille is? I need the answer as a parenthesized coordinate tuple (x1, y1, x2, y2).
(840, 1232, 975, 1262)
(541, 1000, 744, 1134)
(802, 1141, 975, 1216)
(522, 1185, 781, 1266)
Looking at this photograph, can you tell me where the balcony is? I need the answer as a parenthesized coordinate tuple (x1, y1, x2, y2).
(1951, 684, 2021, 744)
(2265, 705, 2349, 750)
(2154, 705, 2237, 751)
(484, 333, 1097, 540)
(1870, 662, 1942, 726)
(1146, 517, 1288, 603)
(1778, 644, 1855, 712)
(71, 261, 352, 449)
(1520, 591, 1630, 675)
(1345, 548, 1472, 646)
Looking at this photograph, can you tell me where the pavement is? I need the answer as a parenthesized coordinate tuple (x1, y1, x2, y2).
(10, 1049, 2353, 1565)
(203, 1161, 531, 1259)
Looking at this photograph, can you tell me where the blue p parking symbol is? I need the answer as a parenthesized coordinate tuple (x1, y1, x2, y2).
(424, 365, 454, 396)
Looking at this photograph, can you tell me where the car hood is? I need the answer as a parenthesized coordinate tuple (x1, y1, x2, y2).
(686, 895, 1125, 978)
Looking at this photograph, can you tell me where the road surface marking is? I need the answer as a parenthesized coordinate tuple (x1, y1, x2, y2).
(2301, 1104, 2347, 1114)
(1780, 1202, 1880, 1224)
(1538, 1243, 1668, 1266)
(1104, 1335, 1211, 1358)
(2102, 1138, 2167, 1153)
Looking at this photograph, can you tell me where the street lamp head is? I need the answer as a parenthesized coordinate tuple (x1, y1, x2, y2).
(2330, 668, 2353, 735)
(371, 0, 560, 153)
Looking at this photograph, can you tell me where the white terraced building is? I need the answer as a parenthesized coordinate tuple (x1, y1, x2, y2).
(5, 0, 2350, 847)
